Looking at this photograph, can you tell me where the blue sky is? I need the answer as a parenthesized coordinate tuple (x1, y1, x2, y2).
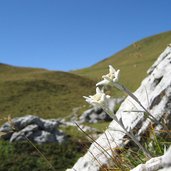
(0, 0, 171, 71)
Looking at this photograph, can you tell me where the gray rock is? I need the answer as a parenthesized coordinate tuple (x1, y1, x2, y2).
(79, 98, 124, 124)
(79, 125, 99, 133)
(12, 115, 43, 130)
(55, 130, 66, 143)
(33, 130, 56, 144)
(159, 168, 171, 171)
(131, 146, 171, 171)
(41, 119, 59, 132)
(0, 122, 14, 140)
(98, 111, 111, 121)
(0, 115, 66, 144)
(67, 45, 171, 171)
(10, 124, 39, 142)
(161, 146, 171, 168)
(0, 122, 12, 132)
(79, 108, 94, 123)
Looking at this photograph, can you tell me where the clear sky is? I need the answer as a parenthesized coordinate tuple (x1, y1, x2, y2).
(0, 0, 171, 71)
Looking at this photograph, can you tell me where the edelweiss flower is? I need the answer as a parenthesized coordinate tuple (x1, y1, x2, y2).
(96, 65, 120, 86)
(83, 87, 110, 107)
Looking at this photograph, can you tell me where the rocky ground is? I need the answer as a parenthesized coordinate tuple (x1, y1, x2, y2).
(0, 97, 124, 144)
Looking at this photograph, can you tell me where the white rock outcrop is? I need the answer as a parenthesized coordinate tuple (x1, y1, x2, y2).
(67, 45, 171, 171)
(131, 146, 171, 171)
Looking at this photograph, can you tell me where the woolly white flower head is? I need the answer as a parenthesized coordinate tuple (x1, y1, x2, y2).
(96, 65, 120, 86)
(83, 87, 110, 107)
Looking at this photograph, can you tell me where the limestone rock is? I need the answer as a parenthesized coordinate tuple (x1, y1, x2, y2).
(131, 146, 171, 171)
(67, 45, 171, 171)
(0, 115, 66, 144)
(79, 98, 124, 123)
(33, 130, 56, 143)
(79, 107, 112, 123)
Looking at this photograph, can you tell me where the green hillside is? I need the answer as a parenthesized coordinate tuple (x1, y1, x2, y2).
(0, 64, 95, 120)
(73, 30, 171, 96)
(1, 31, 171, 121)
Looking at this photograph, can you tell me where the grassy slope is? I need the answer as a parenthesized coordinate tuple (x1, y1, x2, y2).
(0, 64, 95, 120)
(73, 31, 171, 96)
(0, 140, 89, 171)
(1, 31, 171, 121)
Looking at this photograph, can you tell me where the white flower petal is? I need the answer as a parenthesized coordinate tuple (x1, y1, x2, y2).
(96, 79, 109, 86)
(96, 65, 120, 87)
(103, 76, 112, 82)
(83, 87, 110, 108)
(115, 69, 120, 80)
(96, 87, 101, 94)
(100, 94, 106, 103)
(83, 96, 88, 100)
(109, 65, 116, 73)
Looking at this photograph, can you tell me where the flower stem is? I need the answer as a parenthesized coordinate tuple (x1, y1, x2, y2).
(103, 107, 152, 159)
(116, 83, 167, 130)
